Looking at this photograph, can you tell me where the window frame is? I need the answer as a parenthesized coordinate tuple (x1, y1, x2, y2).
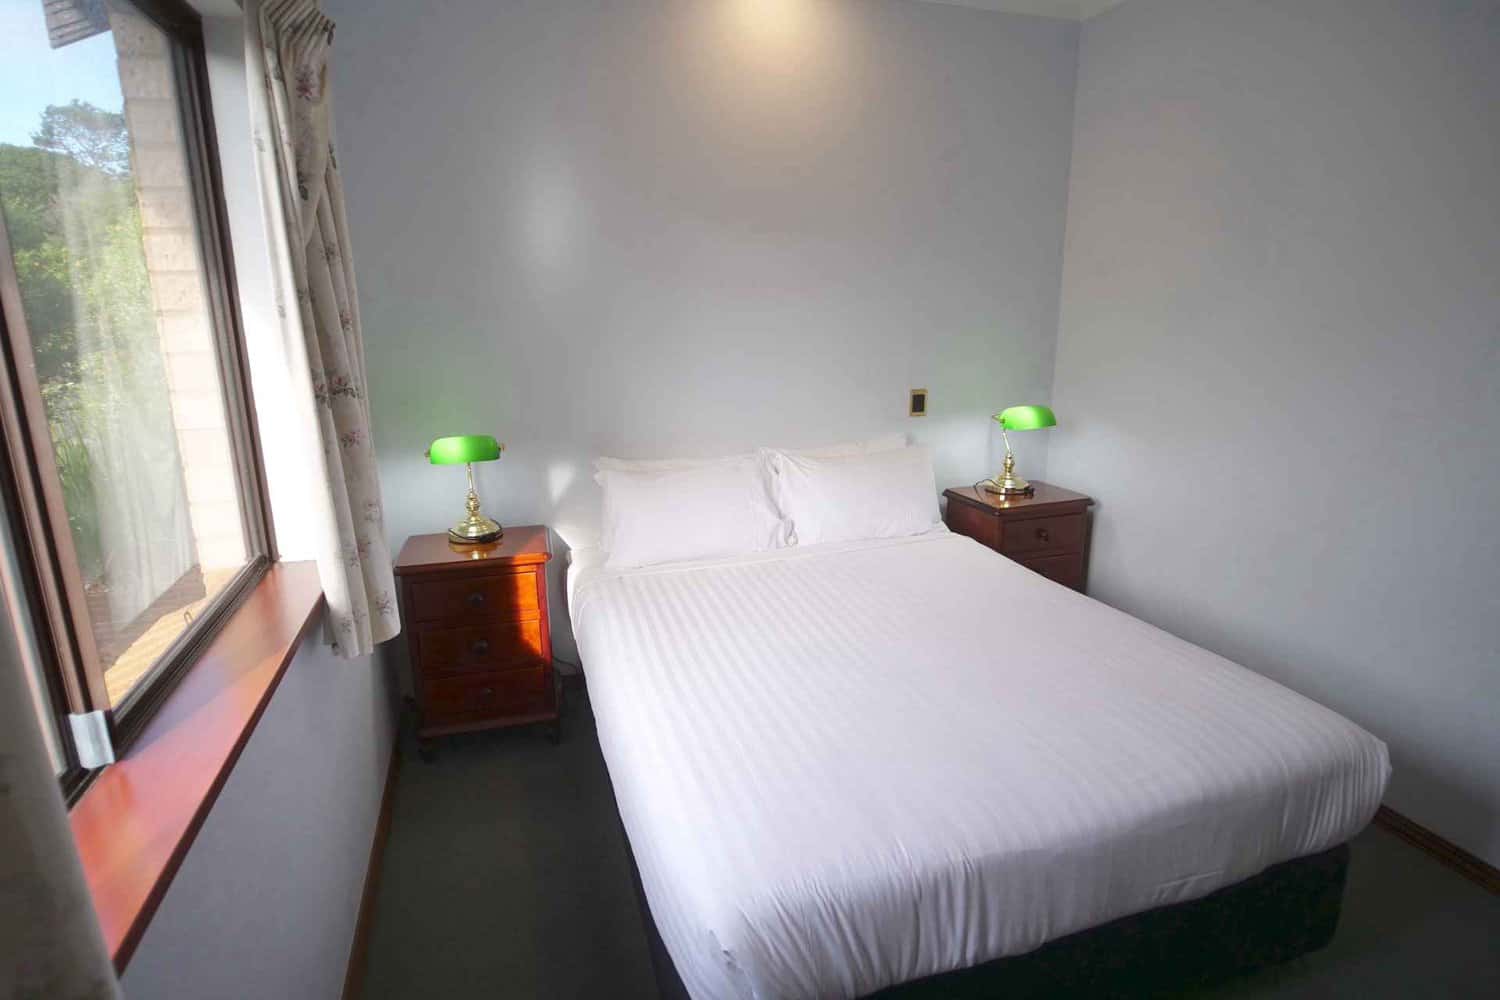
(0, 0, 277, 796)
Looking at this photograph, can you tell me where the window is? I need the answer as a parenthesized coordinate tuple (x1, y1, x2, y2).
(0, 0, 272, 786)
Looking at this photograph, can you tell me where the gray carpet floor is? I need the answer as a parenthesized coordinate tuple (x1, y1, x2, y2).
(359, 691, 1499, 999)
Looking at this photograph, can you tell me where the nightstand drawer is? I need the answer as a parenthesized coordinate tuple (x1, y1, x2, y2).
(422, 668, 552, 725)
(417, 621, 547, 677)
(407, 570, 539, 625)
(1000, 514, 1085, 557)
(944, 484, 1092, 595)
(396, 528, 560, 746)
(1017, 552, 1086, 590)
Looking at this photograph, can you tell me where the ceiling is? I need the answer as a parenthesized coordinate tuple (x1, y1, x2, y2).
(188, 1, 1126, 25)
(915, 0, 1126, 21)
(189, 1, 1124, 24)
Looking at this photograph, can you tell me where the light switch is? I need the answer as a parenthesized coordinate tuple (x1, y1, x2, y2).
(909, 388, 928, 416)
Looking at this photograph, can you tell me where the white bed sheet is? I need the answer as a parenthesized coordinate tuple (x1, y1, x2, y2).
(568, 531, 1389, 1000)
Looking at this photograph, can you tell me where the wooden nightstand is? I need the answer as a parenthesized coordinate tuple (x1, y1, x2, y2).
(943, 483, 1094, 592)
(394, 526, 560, 756)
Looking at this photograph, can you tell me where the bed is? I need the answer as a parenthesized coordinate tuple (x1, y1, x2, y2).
(568, 528, 1390, 999)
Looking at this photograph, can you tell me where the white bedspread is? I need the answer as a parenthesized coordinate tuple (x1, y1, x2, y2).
(568, 532, 1389, 1000)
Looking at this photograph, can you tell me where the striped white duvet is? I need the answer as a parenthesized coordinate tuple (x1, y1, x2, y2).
(568, 530, 1389, 1000)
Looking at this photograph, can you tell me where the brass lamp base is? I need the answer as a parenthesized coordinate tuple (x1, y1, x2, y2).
(447, 462, 503, 544)
(448, 515, 502, 545)
(979, 475, 1033, 497)
(979, 449, 1034, 497)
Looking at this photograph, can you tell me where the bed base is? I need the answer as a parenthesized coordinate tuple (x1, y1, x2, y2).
(618, 814, 1349, 1000)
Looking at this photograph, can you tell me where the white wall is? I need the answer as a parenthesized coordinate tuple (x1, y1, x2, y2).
(323, 0, 1080, 659)
(1048, 0, 1500, 863)
(121, 633, 395, 999)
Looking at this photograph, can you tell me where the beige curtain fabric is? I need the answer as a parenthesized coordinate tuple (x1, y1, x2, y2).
(0, 651, 120, 999)
(246, 0, 399, 657)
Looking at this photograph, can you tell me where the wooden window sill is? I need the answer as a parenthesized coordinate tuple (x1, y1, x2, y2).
(68, 561, 325, 971)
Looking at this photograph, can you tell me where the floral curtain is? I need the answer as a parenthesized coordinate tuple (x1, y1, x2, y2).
(246, 0, 399, 656)
(0, 645, 120, 999)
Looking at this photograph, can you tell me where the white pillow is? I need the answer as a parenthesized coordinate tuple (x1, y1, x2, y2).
(594, 452, 751, 475)
(768, 445, 941, 546)
(768, 433, 907, 461)
(598, 456, 790, 570)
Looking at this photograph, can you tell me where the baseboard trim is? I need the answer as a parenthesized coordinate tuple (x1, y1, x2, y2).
(341, 739, 402, 1000)
(1374, 805, 1499, 895)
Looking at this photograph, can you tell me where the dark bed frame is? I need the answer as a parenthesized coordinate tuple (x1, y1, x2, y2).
(614, 799, 1349, 999)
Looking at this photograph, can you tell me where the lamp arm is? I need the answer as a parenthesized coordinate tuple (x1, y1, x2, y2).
(464, 462, 483, 517)
(982, 412, 1040, 497)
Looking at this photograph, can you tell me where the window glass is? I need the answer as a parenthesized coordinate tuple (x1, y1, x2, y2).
(0, 0, 248, 708)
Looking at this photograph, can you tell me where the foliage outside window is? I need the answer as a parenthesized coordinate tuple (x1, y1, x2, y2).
(0, 0, 271, 778)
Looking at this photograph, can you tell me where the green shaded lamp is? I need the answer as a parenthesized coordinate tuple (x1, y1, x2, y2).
(981, 405, 1057, 497)
(427, 435, 506, 543)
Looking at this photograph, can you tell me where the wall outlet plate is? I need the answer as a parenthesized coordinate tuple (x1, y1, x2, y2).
(909, 388, 928, 416)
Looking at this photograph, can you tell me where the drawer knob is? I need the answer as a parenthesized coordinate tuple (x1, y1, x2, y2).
(471, 639, 490, 657)
(466, 591, 485, 608)
(1036, 527, 1050, 542)
(480, 687, 495, 700)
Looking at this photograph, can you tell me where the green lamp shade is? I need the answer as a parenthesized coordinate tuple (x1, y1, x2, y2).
(995, 405, 1057, 431)
(427, 434, 501, 465)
